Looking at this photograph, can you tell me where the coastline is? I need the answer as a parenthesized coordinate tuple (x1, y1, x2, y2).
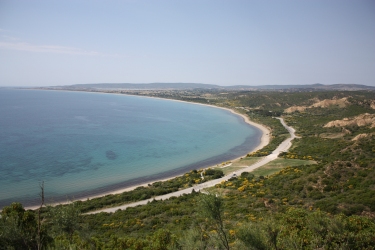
(90, 117, 294, 214)
(24, 90, 270, 210)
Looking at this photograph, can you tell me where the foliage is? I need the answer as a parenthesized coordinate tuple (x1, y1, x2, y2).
(77, 168, 223, 213)
(0, 202, 38, 249)
(246, 114, 289, 157)
(235, 209, 375, 250)
(199, 193, 230, 249)
(0, 202, 52, 250)
(46, 203, 82, 242)
(204, 168, 225, 179)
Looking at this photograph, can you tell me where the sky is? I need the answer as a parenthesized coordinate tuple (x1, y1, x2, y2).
(0, 0, 374, 87)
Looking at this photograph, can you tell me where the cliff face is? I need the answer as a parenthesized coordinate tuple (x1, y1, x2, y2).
(310, 97, 349, 108)
(284, 97, 349, 113)
(284, 106, 307, 113)
(324, 113, 375, 128)
(352, 133, 374, 141)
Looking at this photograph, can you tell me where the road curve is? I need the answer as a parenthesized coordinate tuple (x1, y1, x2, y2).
(87, 117, 296, 214)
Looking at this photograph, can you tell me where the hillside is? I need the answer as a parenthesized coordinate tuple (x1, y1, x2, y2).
(40, 82, 375, 91)
(59, 82, 222, 90)
(1, 89, 375, 249)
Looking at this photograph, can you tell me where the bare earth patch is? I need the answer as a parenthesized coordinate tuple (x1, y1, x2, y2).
(319, 133, 346, 139)
(284, 97, 349, 113)
(352, 133, 374, 141)
(324, 113, 375, 128)
(310, 97, 349, 108)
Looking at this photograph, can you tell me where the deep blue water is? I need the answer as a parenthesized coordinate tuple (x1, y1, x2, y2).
(0, 89, 261, 207)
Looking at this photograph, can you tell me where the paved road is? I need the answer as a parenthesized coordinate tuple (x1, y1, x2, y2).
(88, 117, 296, 214)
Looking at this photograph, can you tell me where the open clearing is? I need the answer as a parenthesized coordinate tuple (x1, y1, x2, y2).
(216, 157, 316, 177)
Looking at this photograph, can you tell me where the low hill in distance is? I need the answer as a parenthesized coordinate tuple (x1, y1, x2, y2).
(45, 82, 375, 91)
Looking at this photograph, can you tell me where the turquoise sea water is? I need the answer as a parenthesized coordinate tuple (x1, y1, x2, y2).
(0, 89, 261, 207)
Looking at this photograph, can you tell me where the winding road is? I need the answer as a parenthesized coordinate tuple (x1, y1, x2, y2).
(88, 117, 296, 214)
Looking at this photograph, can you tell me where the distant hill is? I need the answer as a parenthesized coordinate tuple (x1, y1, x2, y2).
(51, 82, 375, 91)
(59, 83, 221, 90)
(225, 83, 375, 91)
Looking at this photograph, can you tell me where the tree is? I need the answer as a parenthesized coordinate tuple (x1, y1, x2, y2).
(0, 202, 38, 249)
(236, 223, 268, 250)
(199, 192, 230, 250)
(150, 229, 177, 250)
(36, 181, 46, 250)
(46, 202, 81, 243)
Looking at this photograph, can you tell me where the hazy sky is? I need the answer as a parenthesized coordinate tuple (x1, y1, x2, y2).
(1, 0, 374, 87)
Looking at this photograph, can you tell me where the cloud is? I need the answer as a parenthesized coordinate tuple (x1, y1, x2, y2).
(0, 41, 116, 56)
(1, 35, 20, 41)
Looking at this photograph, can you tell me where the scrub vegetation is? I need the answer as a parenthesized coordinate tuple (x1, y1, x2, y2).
(1, 89, 375, 249)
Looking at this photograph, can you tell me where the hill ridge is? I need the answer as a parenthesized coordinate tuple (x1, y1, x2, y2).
(49, 82, 375, 91)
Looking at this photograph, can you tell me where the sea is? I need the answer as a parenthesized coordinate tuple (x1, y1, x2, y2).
(0, 89, 262, 208)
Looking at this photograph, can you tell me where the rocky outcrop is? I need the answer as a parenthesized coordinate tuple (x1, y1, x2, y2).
(352, 133, 370, 141)
(284, 97, 349, 113)
(324, 113, 375, 128)
(310, 97, 349, 108)
(284, 106, 307, 113)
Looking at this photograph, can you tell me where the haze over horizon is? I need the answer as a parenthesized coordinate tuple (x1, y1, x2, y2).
(1, 0, 374, 87)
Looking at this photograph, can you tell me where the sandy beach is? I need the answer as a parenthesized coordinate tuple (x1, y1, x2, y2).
(25, 93, 270, 210)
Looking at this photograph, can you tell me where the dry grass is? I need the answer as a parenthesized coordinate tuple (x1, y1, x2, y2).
(251, 158, 316, 177)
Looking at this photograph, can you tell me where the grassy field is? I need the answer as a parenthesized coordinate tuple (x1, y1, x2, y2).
(251, 158, 316, 177)
(212, 157, 316, 176)
(212, 157, 262, 175)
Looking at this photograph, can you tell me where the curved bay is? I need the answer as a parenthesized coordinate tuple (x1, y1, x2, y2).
(0, 89, 261, 207)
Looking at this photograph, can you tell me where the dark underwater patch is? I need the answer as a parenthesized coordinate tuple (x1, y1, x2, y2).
(106, 150, 117, 160)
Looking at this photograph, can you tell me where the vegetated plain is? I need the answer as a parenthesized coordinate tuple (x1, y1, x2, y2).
(1, 88, 375, 249)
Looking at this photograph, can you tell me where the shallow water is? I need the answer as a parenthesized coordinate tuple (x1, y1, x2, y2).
(0, 89, 261, 207)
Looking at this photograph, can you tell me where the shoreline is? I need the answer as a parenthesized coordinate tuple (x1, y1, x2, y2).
(90, 117, 295, 214)
(23, 89, 270, 210)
